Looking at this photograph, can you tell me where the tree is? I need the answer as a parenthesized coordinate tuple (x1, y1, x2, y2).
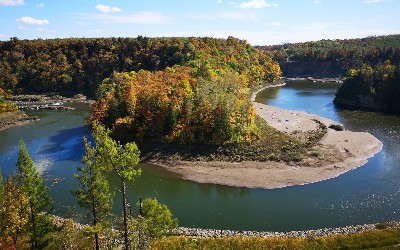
(91, 123, 141, 250)
(73, 137, 113, 250)
(15, 140, 53, 249)
(0, 177, 29, 247)
(0, 167, 4, 201)
(128, 198, 178, 250)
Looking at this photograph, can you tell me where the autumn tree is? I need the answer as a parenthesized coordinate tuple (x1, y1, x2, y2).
(73, 136, 113, 250)
(91, 123, 141, 250)
(15, 140, 53, 249)
(0, 177, 29, 248)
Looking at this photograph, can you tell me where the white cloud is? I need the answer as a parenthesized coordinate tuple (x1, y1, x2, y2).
(269, 22, 282, 27)
(36, 3, 44, 8)
(216, 11, 257, 21)
(239, 0, 278, 9)
(77, 12, 171, 24)
(217, 0, 222, 3)
(18, 25, 25, 30)
(16, 16, 49, 25)
(36, 27, 55, 33)
(314, 0, 321, 4)
(364, 0, 383, 3)
(0, 0, 23, 6)
(95, 4, 122, 13)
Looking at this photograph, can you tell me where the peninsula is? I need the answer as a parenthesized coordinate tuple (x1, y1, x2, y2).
(151, 84, 382, 189)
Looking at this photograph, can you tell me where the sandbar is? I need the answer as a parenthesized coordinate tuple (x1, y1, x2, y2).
(150, 84, 383, 189)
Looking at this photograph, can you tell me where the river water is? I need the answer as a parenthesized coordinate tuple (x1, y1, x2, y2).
(1, 81, 400, 232)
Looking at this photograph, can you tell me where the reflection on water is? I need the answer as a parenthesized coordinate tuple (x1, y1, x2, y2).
(1, 84, 400, 231)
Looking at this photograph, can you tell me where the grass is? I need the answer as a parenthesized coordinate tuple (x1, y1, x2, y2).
(141, 115, 327, 163)
(152, 229, 400, 250)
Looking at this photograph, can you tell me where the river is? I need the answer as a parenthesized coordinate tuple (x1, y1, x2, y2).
(1, 81, 400, 232)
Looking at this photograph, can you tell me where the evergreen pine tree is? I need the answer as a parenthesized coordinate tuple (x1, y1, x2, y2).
(73, 137, 113, 250)
(15, 140, 53, 249)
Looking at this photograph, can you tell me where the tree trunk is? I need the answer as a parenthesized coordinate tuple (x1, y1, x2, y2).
(30, 201, 37, 249)
(92, 194, 99, 250)
(122, 181, 129, 250)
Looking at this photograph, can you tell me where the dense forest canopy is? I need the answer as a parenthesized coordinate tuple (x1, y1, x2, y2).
(259, 35, 400, 78)
(0, 36, 280, 97)
(334, 61, 400, 114)
(91, 66, 259, 145)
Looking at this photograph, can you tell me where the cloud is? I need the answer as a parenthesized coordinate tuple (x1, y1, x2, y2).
(36, 28, 55, 33)
(216, 11, 257, 21)
(76, 12, 171, 24)
(36, 3, 44, 8)
(269, 22, 282, 27)
(217, 0, 222, 3)
(364, 0, 383, 3)
(95, 4, 122, 13)
(89, 29, 103, 33)
(0, 0, 23, 6)
(16, 16, 49, 25)
(239, 0, 278, 9)
(314, 0, 321, 4)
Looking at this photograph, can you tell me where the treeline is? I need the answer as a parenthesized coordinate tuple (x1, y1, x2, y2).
(259, 35, 400, 77)
(0, 36, 280, 97)
(333, 61, 400, 114)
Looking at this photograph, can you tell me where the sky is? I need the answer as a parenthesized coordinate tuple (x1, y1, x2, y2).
(0, 0, 399, 45)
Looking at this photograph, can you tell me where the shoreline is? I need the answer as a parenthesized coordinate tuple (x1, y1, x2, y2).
(149, 83, 383, 189)
(0, 110, 40, 132)
(177, 221, 400, 238)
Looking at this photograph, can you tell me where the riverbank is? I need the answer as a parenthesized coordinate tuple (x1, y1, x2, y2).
(0, 110, 39, 132)
(150, 83, 382, 189)
(177, 221, 400, 238)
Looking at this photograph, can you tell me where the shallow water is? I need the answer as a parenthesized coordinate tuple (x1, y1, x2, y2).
(1, 82, 400, 232)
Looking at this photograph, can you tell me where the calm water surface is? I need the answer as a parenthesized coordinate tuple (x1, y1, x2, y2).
(1, 82, 400, 232)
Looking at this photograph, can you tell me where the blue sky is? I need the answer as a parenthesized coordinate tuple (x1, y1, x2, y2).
(0, 0, 399, 45)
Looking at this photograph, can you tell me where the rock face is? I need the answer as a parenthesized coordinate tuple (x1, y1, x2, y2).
(280, 61, 344, 78)
(333, 93, 383, 111)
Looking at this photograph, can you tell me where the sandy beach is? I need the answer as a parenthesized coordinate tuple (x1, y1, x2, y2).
(150, 84, 383, 189)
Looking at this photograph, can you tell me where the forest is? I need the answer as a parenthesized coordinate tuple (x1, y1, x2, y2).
(0, 36, 280, 97)
(334, 61, 400, 114)
(260, 35, 400, 78)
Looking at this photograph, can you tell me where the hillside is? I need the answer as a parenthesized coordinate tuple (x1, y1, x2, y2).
(259, 35, 400, 78)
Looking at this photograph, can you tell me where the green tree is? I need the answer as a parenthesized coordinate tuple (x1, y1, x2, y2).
(15, 140, 53, 249)
(128, 198, 178, 250)
(91, 123, 141, 250)
(0, 168, 4, 201)
(73, 137, 113, 250)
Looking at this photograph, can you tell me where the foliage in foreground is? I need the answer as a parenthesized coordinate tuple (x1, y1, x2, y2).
(152, 229, 400, 250)
(0, 141, 53, 249)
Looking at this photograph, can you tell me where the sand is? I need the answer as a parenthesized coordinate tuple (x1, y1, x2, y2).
(150, 84, 383, 189)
